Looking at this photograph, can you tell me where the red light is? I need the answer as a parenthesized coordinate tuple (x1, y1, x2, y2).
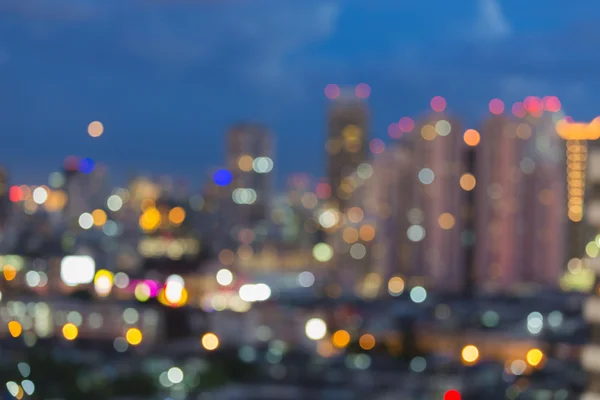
(9, 186, 22, 202)
(431, 96, 447, 112)
(355, 83, 371, 99)
(524, 96, 543, 116)
(543, 96, 561, 112)
(512, 102, 526, 118)
(488, 98, 504, 115)
(388, 123, 402, 139)
(399, 117, 415, 132)
(324, 84, 340, 99)
(316, 183, 331, 199)
(444, 389, 461, 400)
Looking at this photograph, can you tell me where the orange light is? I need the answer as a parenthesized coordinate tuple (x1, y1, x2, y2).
(463, 129, 480, 146)
(556, 117, 600, 140)
(139, 207, 161, 231)
(332, 330, 351, 348)
(3, 265, 17, 281)
(88, 121, 104, 138)
(460, 173, 476, 191)
(168, 207, 186, 225)
(359, 224, 376, 241)
(461, 344, 480, 364)
(91, 209, 107, 226)
(8, 321, 22, 338)
(359, 333, 376, 350)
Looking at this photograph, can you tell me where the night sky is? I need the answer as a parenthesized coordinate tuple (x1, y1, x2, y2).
(1, 0, 599, 188)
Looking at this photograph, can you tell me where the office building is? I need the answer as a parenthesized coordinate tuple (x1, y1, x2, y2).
(326, 89, 369, 212)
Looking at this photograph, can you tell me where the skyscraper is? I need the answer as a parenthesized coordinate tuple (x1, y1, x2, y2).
(326, 90, 369, 212)
(226, 123, 274, 229)
(582, 140, 600, 399)
(412, 114, 466, 293)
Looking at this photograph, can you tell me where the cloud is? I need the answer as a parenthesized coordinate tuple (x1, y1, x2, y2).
(474, 0, 511, 40)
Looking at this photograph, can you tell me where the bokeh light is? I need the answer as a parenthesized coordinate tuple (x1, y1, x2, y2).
(359, 334, 376, 350)
(202, 332, 220, 350)
(62, 323, 79, 341)
(126, 328, 143, 346)
(461, 345, 480, 364)
(430, 96, 447, 112)
(88, 121, 104, 137)
(355, 83, 371, 98)
(324, 84, 340, 99)
(305, 318, 327, 340)
(489, 98, 504, 114)
(332, 330, 351, 348)
(213, 169, 233, 186)
(463, 129, 480, 146)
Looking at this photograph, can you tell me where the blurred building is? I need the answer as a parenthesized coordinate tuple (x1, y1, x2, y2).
(412, 114, 466, 293)
(226, 124, 274, 230)
(63, 157, 111, 223)
(582, 139, 600, 399)
(474, 114, 565, 293)
(325, 90, 369, 212)
(0, 167, 9, 231)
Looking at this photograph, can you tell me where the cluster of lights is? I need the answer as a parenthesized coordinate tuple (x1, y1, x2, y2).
(157, 275, 188, 308)
(566, 140, 587, 222)
(238, 283, 271, 302)
(8, 185, 68, 213)
(232, 188, 257, 204)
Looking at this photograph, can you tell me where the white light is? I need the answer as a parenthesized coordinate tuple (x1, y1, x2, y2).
(510, 360, 527, 375)
(123, 308, 139, 324)
(253, 157, 274, 173)
(233, 188, 257, 205)
(6, 382, 19, 397)
(254, 283, 271, 301)
(318, 209, 338, 228)
(167, 367, 184, 384)
(165, 282, 184, 304)
(527, 311, 544, 335)
(418, 168, 435, 185)
(239, 284, 257, 302)
(216, 269, 233, 286)
(94, 275, 113, 296)
(349, 243, 367, 259)
(298, 271, 315, 287)
(21, 380, 35, 395)
(78, 213, 94, 229)
(305, 318, 327, 340)
(407, 225, 425, 242)
(102, 220, 118, 236)
(114, 272, 130, 289)
(60, 255, 95, 286)
(32, 187, 48, 204)
(25, 271, 41, 287)
(107, 195, 123, 212)
(166, 274, 185, 286)
(410, 286, 427, 303)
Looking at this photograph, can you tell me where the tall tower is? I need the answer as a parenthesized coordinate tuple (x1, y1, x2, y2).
(226, 124, 273, 229)
(412, 114, 466, 293)
(326, 90, 369, 212)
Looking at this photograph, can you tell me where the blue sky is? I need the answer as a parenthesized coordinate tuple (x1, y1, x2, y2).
(0, 0, 599, 187)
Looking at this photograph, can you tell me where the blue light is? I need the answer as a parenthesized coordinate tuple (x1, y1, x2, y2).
(213, 169, 232, 186)
(79, 157, 95, 174)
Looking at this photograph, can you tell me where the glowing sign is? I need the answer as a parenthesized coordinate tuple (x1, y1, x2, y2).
(556, 117, 600, 140)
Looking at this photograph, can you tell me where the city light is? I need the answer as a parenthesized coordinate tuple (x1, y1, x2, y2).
(388, 276, 405, 296)
(332, 330, 351, 348)
(216, 268, 233, 286)
(359, 334, 376, 350)
(60, 256, 95, 287)
(201, 332, 220, 350)
(8, 321, 22, 338)
(305, 318, 327, 340)
(88, 121, 104, 137)
(62, 323, 79, 340)
(461, 345, 480, 364)
(312, 243, 333, 262)
(526, 348, 544, 367)
(126, 328, 143, 346)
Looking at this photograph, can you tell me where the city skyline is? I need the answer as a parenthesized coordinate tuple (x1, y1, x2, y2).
(2, 0, 600, 185)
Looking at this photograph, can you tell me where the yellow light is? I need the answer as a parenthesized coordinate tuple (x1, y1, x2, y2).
(332, 329, 351, 348)
(126, 328, 143, 346)
(202, 332, 220, 350)
(168, 207, 186, 225)
(94, 269, 114, 297)
(62, 323, 79, 340)
(461, 344, 480, 364)
(526, 348, 544, 367)
(134, 282, 151, 302)
(3, 265, 17, 281)
(460, 173, 476, 191)
(139, 207, 161, 231)
(556, 117, 600, 140)
(8, 321, 22, 338)
(91, 209, 107, 226)
(359, 334, 376, 350)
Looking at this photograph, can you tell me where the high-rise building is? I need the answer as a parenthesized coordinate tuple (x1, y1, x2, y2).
(412, 114, 466, 293)
(326, 90, 369, 212)
(226, 124, 274, 229)
(475, 114, 566, 292)
(582, 140, 600, 399)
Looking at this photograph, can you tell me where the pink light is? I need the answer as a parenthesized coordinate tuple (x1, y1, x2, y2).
(388, 123, 402, 139)
(398, 117, 415, 132)
(355, 83, 371, 99)
(488, 98, 504, 115)
(324, 84, 340, 99)
(524, 96, 543, 117)
(316, 182, 331, 199)
(563, 115, 574, 123)
(543, 96, 561, 112)
(369, 138, 385, 154)
(430, 96, 446, 112)
(512, 102, 526, 118)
